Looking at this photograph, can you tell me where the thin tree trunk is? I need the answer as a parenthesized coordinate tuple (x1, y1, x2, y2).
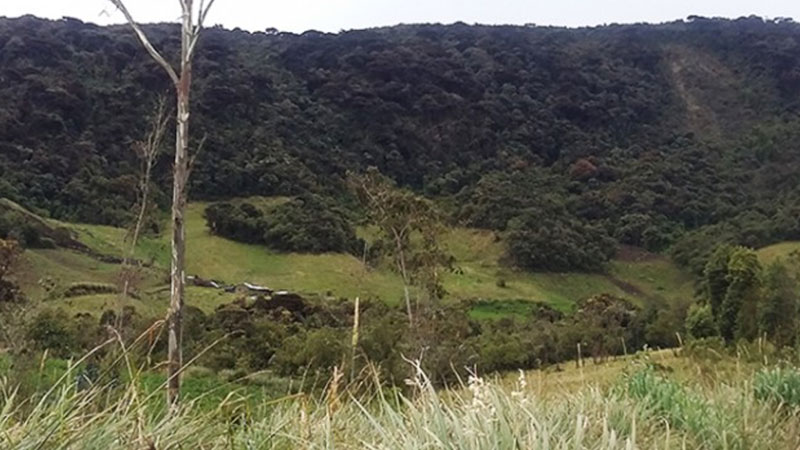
(350, 296, 360, 381)
(123, 158, 151, 299)
(167, 3, 193, 407)
(111, 0, 215, 407)
(395, 235, 413, 326)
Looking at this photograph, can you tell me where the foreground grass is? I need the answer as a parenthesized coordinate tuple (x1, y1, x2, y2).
(3, 349, 800, 449)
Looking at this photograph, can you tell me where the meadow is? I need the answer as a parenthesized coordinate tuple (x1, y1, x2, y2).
(13, 199, 698, 318)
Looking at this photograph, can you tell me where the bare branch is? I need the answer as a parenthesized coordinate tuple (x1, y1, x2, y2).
(108, 0, 179, 85)
(187, 0, 216, 59)
(197, 0, 206, 26)
(187, 133, 207, 180)
(199, 0, 216, 27)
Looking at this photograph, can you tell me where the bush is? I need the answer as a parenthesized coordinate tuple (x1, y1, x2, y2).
(506, 212, 616, 272)
(25, 309, 82, 357)
(262, 195, 361, 254)
(204, 196, 360, 254)
(272, 327, 348, 376)
(62, 282, 118, 298)
(685, 303, 716, 339)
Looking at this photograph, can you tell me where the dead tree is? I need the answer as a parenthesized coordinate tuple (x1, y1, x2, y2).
(109, 0, 216, 406)
(122, 97, 169, 299)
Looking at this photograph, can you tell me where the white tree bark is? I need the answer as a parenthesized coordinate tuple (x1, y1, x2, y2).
(109, 0, 215, 407)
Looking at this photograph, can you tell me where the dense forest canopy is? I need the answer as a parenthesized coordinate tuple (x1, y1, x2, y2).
(3, 15, 800, 271)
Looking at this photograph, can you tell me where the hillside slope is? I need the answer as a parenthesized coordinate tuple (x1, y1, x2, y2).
(3, 16, 800, 276)
(7, 198, 695, 316)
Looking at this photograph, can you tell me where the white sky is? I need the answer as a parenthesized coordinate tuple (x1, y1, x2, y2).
(1, 0, 798, 33)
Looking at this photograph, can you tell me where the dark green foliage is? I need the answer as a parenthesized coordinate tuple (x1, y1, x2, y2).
(16, 293, 662, 388)
(719, 247, 762, 342)
(703, 244, 734, 320)
(506, 212, 617, 272)
(25, 309, 100, 358)
(615, 214, 680, 252)
(204, 196, 360, 253)
(695, 245, 800, 347)
(4, 17, 800, 273)
(685, 303, 716, 340)
(272, 327, 348, 376)
(0, 279, 21, 304)
(759, 261, 798, 348)
(204, 202, 263, 244)
(456, 168, 568, 231)
(262, 195, 361, 254)
(643, 298, 690, 348)
(0, 210, 45, 248)
(62, 282, 118, 298)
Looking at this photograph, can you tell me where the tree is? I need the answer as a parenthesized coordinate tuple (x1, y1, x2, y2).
(684, 302, 716, 339)
(505, 212, 617, 272)
(109, 0, 216, 406)
(121, 97, 169, 298)
(349, 167, 449, 325)
(760, 260, 798, 347)
(719, 247, 762, 342)
(703, 243, 734, 322)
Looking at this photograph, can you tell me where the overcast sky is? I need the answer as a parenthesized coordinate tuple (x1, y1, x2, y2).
(1, 0, 798, 33)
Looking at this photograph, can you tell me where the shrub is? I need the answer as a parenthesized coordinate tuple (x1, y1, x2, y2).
(506, 212, 616, 272)
(262, 195, 361, 254)
(25, 309, 78, 358)
(685, 303, 716, 339)
(272, 327, 348, 376)
(62, 282, 118, 298)
(204, 196, 360, 254)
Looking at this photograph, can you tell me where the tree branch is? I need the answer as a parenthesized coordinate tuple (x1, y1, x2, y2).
(109, 0, 180, 85)
(187, 0, 216, 59)
(187, 133, 207, 180)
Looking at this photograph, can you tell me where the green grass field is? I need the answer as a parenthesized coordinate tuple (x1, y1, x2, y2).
(757, 241, 800, 264)
(10, 197, 701, 318)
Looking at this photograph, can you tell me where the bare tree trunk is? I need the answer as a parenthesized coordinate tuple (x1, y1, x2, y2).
(110, 0, 215, 408)
(395, 235, 413, 326)
(167, 4, 194, 406)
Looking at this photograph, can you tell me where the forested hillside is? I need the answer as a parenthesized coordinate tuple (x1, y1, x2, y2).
(3, 15, 800, 272)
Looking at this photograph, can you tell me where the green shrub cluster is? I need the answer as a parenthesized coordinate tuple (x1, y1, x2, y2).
(0, 210, 54, 249)
(204, 196, 361, 254)
(17, 293, 674, 387)
(62, 282, 118, 298)
(686, 244, 799, 347)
